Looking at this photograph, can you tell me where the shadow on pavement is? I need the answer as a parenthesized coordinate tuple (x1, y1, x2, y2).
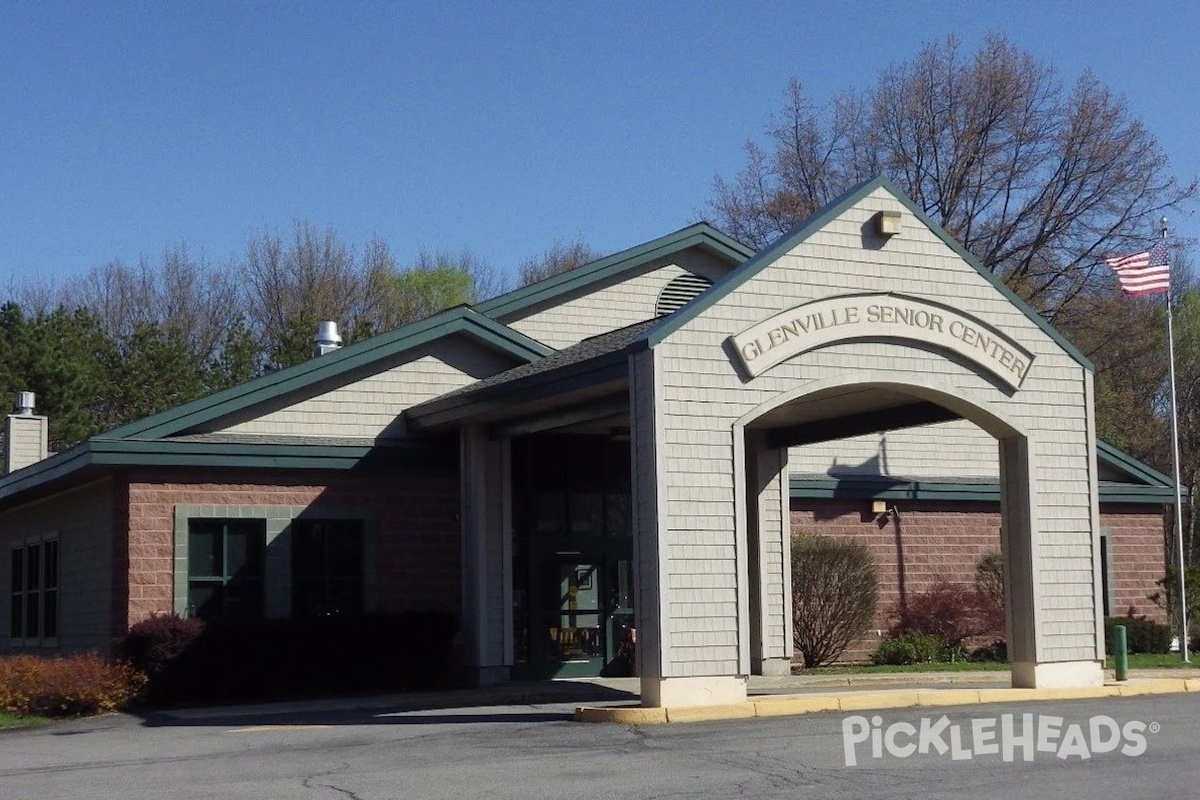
(131, 681, 638, 728)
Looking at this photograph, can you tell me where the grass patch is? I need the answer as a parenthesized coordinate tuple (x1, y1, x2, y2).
(1106, 653, 1200, 669)
(0, 711, 47, 730)
(796, 661, 1007, 675)
(795, 652, 1200, 676)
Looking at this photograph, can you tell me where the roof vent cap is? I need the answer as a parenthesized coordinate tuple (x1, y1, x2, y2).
(313, 321, 343, 356)
(14, 391, 35, 416)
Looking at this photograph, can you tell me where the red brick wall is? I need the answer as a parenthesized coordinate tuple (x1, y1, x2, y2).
(790, 499, 1168, 662)
(791, 499, 1003, 661)
(121, 467, 461, 629)
(1102, 505, 1167, 621)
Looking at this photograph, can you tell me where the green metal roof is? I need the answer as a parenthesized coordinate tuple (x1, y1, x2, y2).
(475, 222, 754, 321)
(790, 478, 1173, 505)
(791, 440, 1175, 505)
(634, 176, 1094, 373)
(0, 436, 452, 505)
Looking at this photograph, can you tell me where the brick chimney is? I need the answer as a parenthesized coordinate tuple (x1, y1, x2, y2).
(4, 391, 49, 474)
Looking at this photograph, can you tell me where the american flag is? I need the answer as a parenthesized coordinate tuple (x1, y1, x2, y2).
(1104, 240, 1170, 296)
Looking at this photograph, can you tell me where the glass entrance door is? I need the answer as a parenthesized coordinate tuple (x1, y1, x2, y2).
(511, 434, 634, 679)
(547, 561, 605, 675)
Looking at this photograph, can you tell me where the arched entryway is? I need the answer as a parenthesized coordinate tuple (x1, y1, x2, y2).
(734, 376, 1059, 689)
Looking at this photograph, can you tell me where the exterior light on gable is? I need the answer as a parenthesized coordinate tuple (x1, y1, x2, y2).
(875, 210, 903, 237)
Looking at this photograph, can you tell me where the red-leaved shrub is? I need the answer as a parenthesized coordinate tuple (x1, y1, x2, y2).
(0, 653, 147, 717)
(890, 579, 1005, 650)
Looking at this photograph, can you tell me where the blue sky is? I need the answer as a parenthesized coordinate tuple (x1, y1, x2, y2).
(2, 1, 1197, 288)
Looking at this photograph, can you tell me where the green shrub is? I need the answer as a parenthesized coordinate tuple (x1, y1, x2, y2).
(115, 610, 458, 706)
(791, 533, 878, 668)
(872, 631, 945, 665)
(1104, 616, 1171, 655)
(0, 654, 147, 717)
(969, 639, 1008, 663)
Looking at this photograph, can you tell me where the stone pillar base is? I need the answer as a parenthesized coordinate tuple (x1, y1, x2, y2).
(1011, 660, 1103, 689)
(640, 676, 748, 708)
(461, 665, 511, 688)
(754, 658, 793, 677)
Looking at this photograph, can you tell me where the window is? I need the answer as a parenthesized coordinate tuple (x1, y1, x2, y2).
(187, 519, 266, 620)
(1100, 529, 1114, 616)
(10, 538, 57, 641)
(291, 519, 364, 620)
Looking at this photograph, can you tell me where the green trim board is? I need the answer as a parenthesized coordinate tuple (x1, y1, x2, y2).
(789, 478, 1173, 504)
(0, 437, 452, 507)
(791, 438, 1174, 504)
(475, 223, 754, 321)
(102, 306, 552, 442)
(634, 176, 1094, 373)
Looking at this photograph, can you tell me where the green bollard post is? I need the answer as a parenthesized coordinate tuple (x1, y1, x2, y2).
(1114, 625, 1128, 682)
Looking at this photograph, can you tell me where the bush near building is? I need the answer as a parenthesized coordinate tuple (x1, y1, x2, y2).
(0, 653, 146, 717)
(1104, 615, 1171, 655)
(116, 610, 458, 706)
(791, 533, 878, 668)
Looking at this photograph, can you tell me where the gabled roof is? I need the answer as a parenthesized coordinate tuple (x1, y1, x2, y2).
(405, 320, 655, 429)
(1096, 440, 1175, 489)
(104, 306, 551, 441)
(475, 222, 754, 321)
(633, 176, 1093, 372)
(0, 306, 547, 507)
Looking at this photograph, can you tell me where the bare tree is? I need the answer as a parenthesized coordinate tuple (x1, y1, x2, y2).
(241, 221, 370, 367)
(58, 244, 239, 363)
(708, 35, 1196, 320)
(518, 238, 602, 286)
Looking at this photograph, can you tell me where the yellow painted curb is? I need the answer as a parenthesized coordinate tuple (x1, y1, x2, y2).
(837, 691, 920, 711)
(574, 706, 668, 724)
(1184, 678, 1200, 692)
(752, 695, 840, 717)
(1030, 687, 1120, 701)
(666, 703, 757, 723)
(976, 688, 1043, 703)
(916, 689, 982, 707)
(1115, 679, 1189, 697)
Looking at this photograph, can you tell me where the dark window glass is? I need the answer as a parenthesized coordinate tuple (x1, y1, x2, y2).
(25, 591, 39, 638)
(9, 548, 22, 638)
(291, 519, 364, 620)
(26, 543, 40, 593)
(42, 589, 57, 639)
(43, 541, 58, 590)
(10, 548, 22, 594)
(187, 519, 266, 621)
(188, 521, 223, 578)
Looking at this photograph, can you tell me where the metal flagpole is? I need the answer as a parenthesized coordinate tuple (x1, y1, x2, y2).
(1163, 216, 1190, 662)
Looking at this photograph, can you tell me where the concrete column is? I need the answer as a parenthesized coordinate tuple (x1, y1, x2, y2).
(746, 431, 792, 676)
(632, 350, 750, 708)
(459, 426, 512, 687)
(1000, 435, 1103, 689)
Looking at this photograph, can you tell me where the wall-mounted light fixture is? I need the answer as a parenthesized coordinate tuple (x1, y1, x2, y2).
(871, 500, 899, 519)
(875, 210, 903, 237)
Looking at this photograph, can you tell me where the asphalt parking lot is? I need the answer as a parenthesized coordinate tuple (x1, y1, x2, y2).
(2, 685, 1199, 800)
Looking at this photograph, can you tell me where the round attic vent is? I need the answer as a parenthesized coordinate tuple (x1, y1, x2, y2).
(655, 273, 713, 317)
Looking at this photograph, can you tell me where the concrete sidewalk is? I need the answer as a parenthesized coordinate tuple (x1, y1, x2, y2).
(141, 668, 1200, 726)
